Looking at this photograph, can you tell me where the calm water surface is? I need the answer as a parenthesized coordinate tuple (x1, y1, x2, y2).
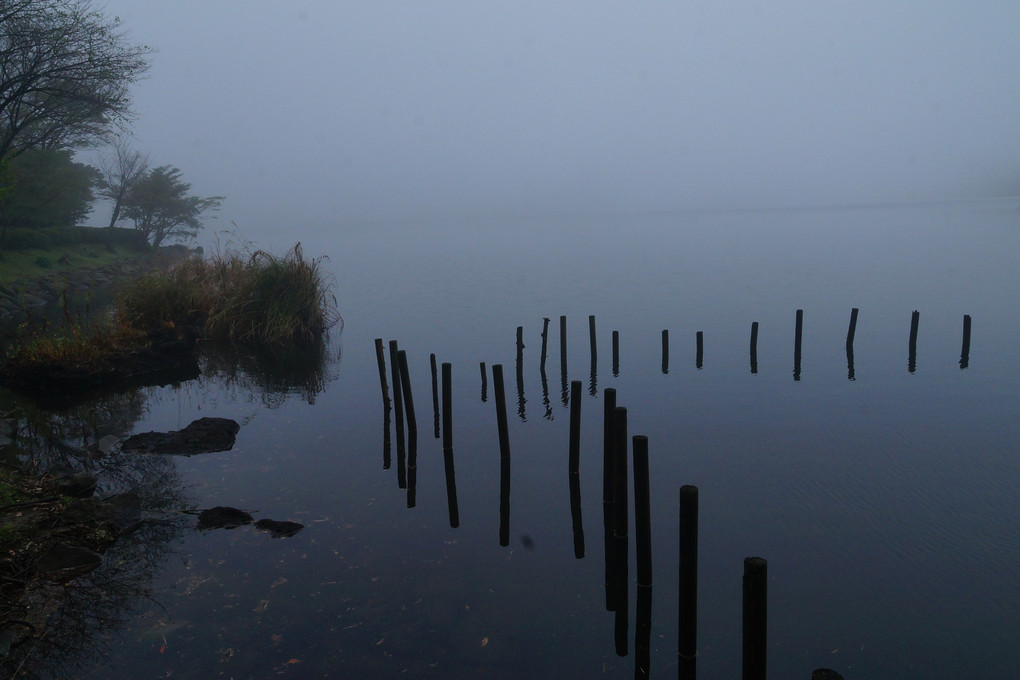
(13, 201, 1020, 679)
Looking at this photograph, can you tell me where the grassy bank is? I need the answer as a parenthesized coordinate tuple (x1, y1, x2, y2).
(0, 245, 136, 289)
(1, 243, 339, 395)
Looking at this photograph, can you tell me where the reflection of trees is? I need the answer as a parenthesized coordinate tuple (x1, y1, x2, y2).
(2, 518, 189, 680)
(195, 337, 339, 407)
(0, 386, 193, 678)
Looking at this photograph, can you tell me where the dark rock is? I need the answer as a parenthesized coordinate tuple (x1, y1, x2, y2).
(254, 519, 304, 538)
(51, 471, 97, 499)
(103, 491, 142, 531)
(122, 417, 240, 456)
(812, 670, 845, 680)
(197, 506, 253, 530)
(34, 542, 103, 580)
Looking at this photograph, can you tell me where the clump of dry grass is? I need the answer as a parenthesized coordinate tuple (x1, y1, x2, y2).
(116, 242, 340, 345)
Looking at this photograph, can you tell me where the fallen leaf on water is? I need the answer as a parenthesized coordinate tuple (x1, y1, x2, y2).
(285, 659, 302, 665)
(481, 637, 489, 647)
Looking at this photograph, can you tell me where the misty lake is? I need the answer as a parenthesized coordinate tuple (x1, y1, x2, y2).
(5, 199, 1019, 679)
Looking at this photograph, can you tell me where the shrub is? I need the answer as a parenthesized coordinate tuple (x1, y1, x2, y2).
(34, 256, 51, 269)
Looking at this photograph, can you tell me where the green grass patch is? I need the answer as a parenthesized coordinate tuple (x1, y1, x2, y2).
(0, 245, 130, 288)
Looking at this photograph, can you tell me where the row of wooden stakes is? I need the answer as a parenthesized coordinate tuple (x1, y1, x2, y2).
(373, 337, 846, 679)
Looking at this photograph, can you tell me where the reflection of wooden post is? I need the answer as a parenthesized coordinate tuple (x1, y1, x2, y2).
(662, 329, 669, 374)
(908, 310, 920, 373)
(612, 330, 620, 376)
(749, 322, 758, 374)
(569, 380, 582, 474)
(696, 331, 704, 370)
(960, 314, 971, 369)
(612, 407, 628, 539)
(406, 431, 417, 508)
(569, 471, 584, 559)
(794, 309, 803, 381)
(430, 353, 440, 439)
(743, 556, 767, 680)
(589, 315, 597, 363)
(678, 485, 698, 662)
(603, 388, 618, 503)
(397, 350, 417, 433)
(479, 362, 487, 402)
(636, 584, 652, 679)
(633, 435, 652, 587)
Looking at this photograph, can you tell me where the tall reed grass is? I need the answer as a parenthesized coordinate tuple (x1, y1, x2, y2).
(117, 243, 340, 345)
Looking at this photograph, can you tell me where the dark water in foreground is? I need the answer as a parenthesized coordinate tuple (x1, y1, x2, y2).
(4, 200, 1019, 679)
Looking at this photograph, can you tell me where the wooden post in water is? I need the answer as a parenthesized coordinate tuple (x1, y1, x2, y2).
(633, 435, 652, 587)
(493, 364, 511, 546)
(846, 307, 859, 350)
(696, 331, 704, 370)
(678, 485, 699, 666)
(602, 387, 618, 610)
(516, 326, 526, 421)
(908, 310, 920, 373)
(749, 322, 758, 374)
(846, 308, 859, 381)
(442, 363, 453, 452)
(960, 314, 971, 369)
(479, 361, 487, 402)
(397, 350, 417, 434)
(611, 406, 629, 622)
(374, 339, 390, 407)
(568, 379, 584, 558)
(742, 556, 768, 680)
(662, 329, 669, 374)
(430, 353, 440, 439)
(540, 317, 550, 372)
(568, 380, 582, 474)
(794, 309, 803, 381)
(612, 330, 620, 376)
(441, 362, 459, 528)
(375, 339, 392, 470)
(388, 340, 406, 488)
(560, 315, 569, 406)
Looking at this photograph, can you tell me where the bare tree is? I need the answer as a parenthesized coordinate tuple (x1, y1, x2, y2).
(0, 0, 151, 161)
(95, 135, 148, 228)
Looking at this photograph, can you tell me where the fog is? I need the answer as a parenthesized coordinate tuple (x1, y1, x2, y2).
(97, 1, 1020, 240)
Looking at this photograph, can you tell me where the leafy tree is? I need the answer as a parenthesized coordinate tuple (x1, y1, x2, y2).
(0, 0, 151, 162)
(95, 135, 148, 228)
(122, 165, 222, 247)
(0, 147, 98, 229)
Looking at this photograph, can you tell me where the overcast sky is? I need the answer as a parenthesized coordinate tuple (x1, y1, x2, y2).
(95, 1, 1020, 235)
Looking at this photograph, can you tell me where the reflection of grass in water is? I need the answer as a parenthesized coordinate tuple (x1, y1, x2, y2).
(198, 337, 338, 406)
